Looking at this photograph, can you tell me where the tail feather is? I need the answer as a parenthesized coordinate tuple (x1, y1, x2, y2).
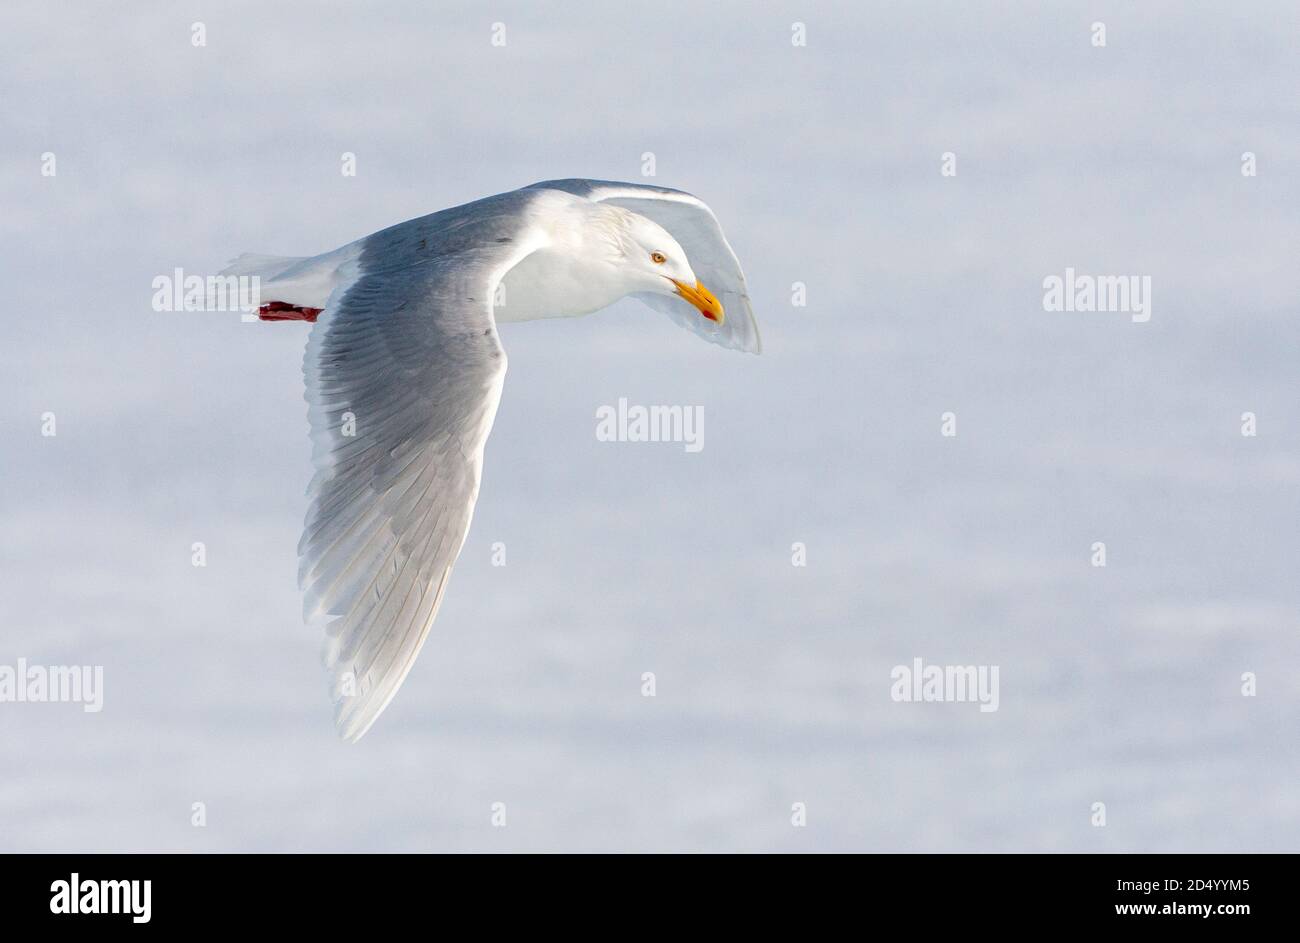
(220, 252, 307, 282)
(219, 242, 361, 312)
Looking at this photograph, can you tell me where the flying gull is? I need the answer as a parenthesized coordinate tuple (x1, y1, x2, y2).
(223, 179, 761, 740)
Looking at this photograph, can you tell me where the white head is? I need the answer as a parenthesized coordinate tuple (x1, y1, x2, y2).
(592, 206, 725, 324)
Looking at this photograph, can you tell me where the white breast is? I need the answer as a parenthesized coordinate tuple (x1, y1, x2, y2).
(494, 197, 635, 323)
(494, 245, 623, 323)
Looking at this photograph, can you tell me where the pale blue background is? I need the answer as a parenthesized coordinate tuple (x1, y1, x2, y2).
(1, 1, 1297, 851)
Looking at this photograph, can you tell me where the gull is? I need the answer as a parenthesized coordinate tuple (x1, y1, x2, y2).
(223, 179, 760, 740)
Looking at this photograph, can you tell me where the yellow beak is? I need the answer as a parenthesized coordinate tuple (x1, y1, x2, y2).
(671, 279, 725, 324)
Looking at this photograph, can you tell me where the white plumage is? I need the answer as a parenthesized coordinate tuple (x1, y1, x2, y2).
(223, 179, 759, 740)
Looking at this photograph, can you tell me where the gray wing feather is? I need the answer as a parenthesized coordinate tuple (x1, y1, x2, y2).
(300, 193, 541, 741)
(527, 179, 761, 354)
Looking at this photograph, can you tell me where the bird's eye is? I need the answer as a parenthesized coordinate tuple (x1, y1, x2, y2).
(650, 251, 666, 264)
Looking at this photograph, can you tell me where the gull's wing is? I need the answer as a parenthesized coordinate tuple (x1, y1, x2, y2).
(300, 193, 544, 741)
(526, 179, 761, 354)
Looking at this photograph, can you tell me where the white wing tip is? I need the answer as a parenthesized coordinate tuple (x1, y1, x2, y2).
(328, 663, 391, 743)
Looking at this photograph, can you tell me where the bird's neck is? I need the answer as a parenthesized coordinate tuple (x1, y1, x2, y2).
(494, 212, 631, 323)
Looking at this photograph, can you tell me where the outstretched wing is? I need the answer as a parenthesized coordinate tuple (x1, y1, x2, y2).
(526, 179, 761, 354)
(300, 194, 543, 741)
